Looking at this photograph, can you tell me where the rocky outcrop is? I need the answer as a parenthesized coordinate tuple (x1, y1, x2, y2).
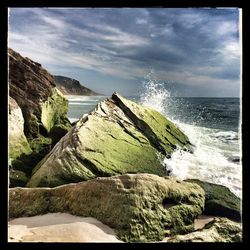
(9, 97, 32, 161)
(185, 179, 241, 222)
(54, 75, 100, 96)
(166, 217, 242, 242)
(8, 48, 71, 138)
(9, 174, 205, 242)
(27, 93, 192, 187)
(8, 48, 71, 181)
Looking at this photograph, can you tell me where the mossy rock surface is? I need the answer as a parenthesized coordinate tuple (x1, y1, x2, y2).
(185, 179, 241, 222)
(28, 93, 191, 187)
(167, 217, 242, 242)
(10, 174, 205, 242)
(8, 97, 32, 161)
(112, 93, 192, 155)
(9, 169, 28, 187)
(40, 88, 71, 133)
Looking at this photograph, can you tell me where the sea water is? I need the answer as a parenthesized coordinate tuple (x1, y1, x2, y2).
(66, 79, 242, 198)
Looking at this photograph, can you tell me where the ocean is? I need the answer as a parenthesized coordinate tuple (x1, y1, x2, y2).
(66, 80, 242, 199)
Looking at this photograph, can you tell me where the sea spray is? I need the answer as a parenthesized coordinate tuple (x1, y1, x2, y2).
(140, 71, 170, 114)
(139, 73, 242, 198)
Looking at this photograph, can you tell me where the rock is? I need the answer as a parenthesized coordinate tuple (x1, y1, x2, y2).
(8, 48, 72, 179)
(166, 217, 242, 242)
(9, 169, 28, 187)
(9, 97, 32, 186)
(8, 97, 32, 161)
(185, 179, 241, 222)
(27, 93, 191, 187)
(54, 75, 100, 96)
(9, 174, 205, 242)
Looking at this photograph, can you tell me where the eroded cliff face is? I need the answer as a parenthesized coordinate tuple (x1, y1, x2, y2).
(8, 48, 71, 184)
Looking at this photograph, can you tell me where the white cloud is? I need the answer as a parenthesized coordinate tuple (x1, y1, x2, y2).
(136, 18, 147, 25)
(41, 15, 66, 29)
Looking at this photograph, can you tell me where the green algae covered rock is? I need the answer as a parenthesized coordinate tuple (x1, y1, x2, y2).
(40, 88, 70, 133)
(166, 217, 242, 242)
(9, 97, 32, 161)
(27, 93, 192, 187)
(112, 93, 191, 155)
(185, 179, 241, 222)
(9, 174, 205, 242)
(9, 169, 29, 187)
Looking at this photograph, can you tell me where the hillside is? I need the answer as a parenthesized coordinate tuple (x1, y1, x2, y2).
(54, 75, 100, 96)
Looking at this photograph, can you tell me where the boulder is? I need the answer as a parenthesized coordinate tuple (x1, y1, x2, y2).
(9, 97, 32, 186)
(27, 93, 191, 187)
(8, 48, 71, 179)
(9, 169, 28, 187)
(9, 174, 205, 242)
(166, 217, 242, 242)
(185, 179, 241, 222)
(8, 97, 32, 161)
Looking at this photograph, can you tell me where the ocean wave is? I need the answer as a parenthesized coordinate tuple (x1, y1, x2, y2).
(213, 131, 239, 141)
(162, 122, 242, 198)
(140, 72, 242, 198)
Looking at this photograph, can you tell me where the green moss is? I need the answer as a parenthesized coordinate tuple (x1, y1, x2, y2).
(9, 138, 32, 161)
(112, 93, 192, 154)
(40, 88, 70, 133)
(11, 136, 52, 177)
(48, 124, 70, 146)
(185, 179, 241, 222)
(9, 169, 28, 187)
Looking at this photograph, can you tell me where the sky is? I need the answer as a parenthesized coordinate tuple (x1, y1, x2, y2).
(8, 8, 241, 97)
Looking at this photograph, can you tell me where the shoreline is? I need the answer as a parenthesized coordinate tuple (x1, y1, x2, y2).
(8, 213, 215, 243)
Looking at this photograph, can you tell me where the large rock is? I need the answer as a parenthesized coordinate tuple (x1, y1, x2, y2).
(8, 48, 71, 179)
(9, 97, 32, 161)
(166, 217, 242, 242)
(185, 179, 241, 222)
(9, 174, 205, 242)
(27, 93, 191, 187)
(9, 97, 32, 187)
(54, 75, 100, 95)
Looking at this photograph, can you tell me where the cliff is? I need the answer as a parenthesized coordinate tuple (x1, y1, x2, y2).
(54, 75, 100, 96)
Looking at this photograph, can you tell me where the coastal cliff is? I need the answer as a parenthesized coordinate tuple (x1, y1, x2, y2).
(54, 75, 100, 96)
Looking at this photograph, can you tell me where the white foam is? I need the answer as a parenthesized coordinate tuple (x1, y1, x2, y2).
(162, 123, 242, 198)
(140, 72, 242, 198)
(140, 71, 170, 114)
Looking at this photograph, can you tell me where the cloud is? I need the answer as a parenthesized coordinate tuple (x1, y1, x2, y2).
(8, 8, 241, 96)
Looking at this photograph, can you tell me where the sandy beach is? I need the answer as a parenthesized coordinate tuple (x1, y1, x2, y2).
(8, 213, 122, 242)
(8, 213, 215, 243)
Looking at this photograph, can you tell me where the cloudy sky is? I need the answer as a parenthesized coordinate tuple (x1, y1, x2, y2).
(8, 8, 241, 97)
